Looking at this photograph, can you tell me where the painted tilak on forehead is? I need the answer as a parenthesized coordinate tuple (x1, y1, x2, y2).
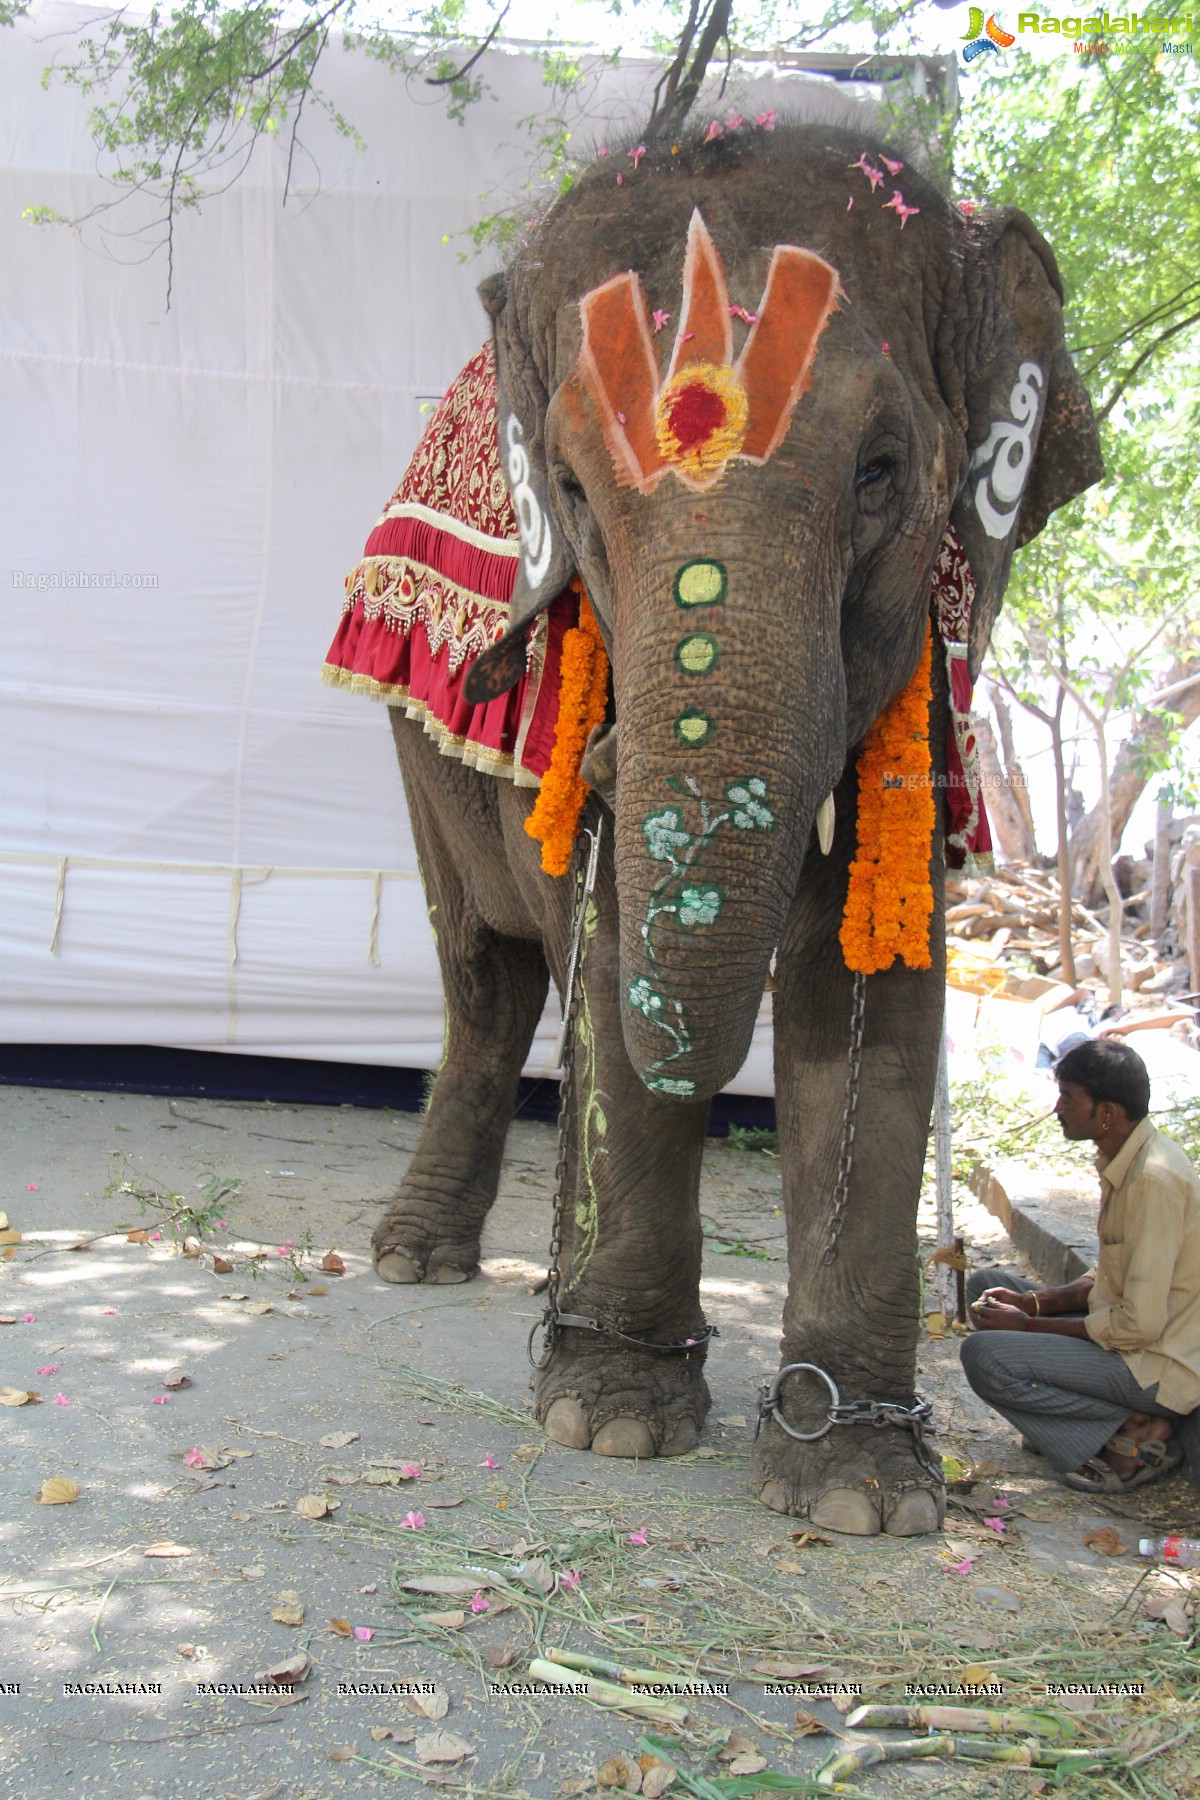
(576, 210, 840, 495)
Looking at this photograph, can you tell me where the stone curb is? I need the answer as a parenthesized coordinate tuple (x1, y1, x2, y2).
(966, 1155, 1098, 1287)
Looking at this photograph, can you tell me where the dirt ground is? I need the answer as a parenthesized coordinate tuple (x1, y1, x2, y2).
(1, 1084, 1198, 1799)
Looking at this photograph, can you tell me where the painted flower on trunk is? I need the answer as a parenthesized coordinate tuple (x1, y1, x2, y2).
(643, 807, 692, 864)
(676, 884, 723, 929)
(627, 976, 667, 1019)
(725, 778, 775, 831)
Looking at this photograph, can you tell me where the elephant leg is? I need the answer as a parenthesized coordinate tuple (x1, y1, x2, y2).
(530, 831, 713, 1458)
(373, 719, 550, 1285)
(749, 775, 946, 1536)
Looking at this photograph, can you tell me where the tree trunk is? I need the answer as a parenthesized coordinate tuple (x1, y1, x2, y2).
(1049, 690, 1076, 988)
(1093, 715, 1124, 1010)
(1071, 653, 1200, 906)
(992, 692, 1039, 851)
(974, 712, 1037, 863)
(1150, 793, 1173, 942)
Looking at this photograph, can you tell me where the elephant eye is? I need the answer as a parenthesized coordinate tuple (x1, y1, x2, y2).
(855, 460, 889, 493)
(552, 464, 589, 523)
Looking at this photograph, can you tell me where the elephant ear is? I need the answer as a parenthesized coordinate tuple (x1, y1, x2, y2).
(948, 208, 1103, 681)
(463, 272, 577, 705)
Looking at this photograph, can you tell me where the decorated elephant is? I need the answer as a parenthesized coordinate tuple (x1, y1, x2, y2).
(324, 121, 1102, 1536)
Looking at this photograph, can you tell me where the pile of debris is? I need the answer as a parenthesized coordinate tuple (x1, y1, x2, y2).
(945, 863, 1188, 1000)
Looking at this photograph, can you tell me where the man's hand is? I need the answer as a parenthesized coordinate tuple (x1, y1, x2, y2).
(971, 1290, 1035, 1331)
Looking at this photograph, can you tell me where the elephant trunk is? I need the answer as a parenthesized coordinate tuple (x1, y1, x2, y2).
(611, 551, 845, 1101)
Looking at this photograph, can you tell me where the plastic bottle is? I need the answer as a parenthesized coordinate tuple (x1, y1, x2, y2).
(1139, 1535, 1200, 1568)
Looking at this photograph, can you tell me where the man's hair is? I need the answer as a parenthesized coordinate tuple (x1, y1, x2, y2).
(1055, 1039, 1151, 1121)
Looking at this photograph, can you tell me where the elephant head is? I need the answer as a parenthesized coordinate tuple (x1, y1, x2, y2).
(467, 125, 1102, 1100)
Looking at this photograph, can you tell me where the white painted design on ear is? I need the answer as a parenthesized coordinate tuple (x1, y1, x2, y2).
(970, 361, 1044, 540)
(505, 415, 554, 588)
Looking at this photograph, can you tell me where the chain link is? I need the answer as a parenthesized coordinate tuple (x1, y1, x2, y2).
(531, 817, 602, 1369)
(821, 969, 867, 1266)
(757, 1362, 942, 1480)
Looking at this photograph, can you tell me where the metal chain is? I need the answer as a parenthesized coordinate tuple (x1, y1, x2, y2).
(530, 818, 603, 1368)
(757, 1361, 942, 1480)
(821, 969, 867, 1265)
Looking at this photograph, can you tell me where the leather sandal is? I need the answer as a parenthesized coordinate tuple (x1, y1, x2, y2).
(1060, 1437, 1182, 1494)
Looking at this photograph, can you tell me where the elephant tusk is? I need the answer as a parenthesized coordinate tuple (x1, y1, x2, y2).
(816, 793, 836, 855)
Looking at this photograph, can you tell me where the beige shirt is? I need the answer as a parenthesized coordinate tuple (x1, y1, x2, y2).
(1085, 1116, 1200, 1414)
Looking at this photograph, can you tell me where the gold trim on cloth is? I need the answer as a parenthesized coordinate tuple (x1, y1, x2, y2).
(342, 556, 512, 675)
(320, 664, 540, 788)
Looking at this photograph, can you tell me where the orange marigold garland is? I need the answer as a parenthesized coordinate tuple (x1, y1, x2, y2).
(524, 580, 610, 876)
(839, 621, 935, 975)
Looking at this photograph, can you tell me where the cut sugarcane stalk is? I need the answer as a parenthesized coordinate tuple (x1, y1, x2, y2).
(818, 1736, 1112, 1785)
(844, 1703, 1070, 1739)
(545, 1646, 685, 1687)
(527, 1658, 688, 1723)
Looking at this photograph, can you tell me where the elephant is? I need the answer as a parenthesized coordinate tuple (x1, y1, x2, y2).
(327, 120, 1102, 1536)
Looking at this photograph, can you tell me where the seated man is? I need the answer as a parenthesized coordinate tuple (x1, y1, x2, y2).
(960, 1040, 1200, 1493)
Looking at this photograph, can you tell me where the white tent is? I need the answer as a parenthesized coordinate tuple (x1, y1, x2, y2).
(0, 9, 884, 1093)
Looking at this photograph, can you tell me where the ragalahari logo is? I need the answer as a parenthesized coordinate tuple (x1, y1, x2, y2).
(962, 6, 1018, 57)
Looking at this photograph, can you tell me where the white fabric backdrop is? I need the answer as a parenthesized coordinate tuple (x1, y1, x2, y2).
(1, 9, 880, 1090)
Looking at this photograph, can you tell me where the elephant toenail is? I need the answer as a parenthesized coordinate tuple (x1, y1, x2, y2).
(374, 1251, 423, 1284)
(543, 1397, 592, 1449)
(659, 1419, 700, 1457)
(591, 1416, 657, 1459)
(758, 1479, 792, 1513)
(884, 1490, 943, 1536)
(809, 1487, 882, 1536)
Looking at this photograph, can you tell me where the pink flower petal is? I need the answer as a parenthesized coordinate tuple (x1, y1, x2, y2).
(559, 1569, 581, 1591)
(651, 309, 670, 332)
(481, 1453, 499, 1469)
(984, 1516, 1006, 1535)
(755, 110, 776, 130)
(881, 342, 891, 355)
(401, 1511, 426, 1530)
(102, 1308, 117, 1315)
(725, 110, 743, 129)
(679, 332, 694, 343)
(616, 411, 627, 424)
(703, 121, 725, 143)
(22, 1314, 35, 1323)
(53, 1394, 69, 1405)
(151, 1395, 170, 1404)
(37, 1365, 59, 1376)
(850, 154, 884, 191)
(628, 143, 646, 168)
(728, 305, 758, 326)
(149, 1233, 161, 1242)
(597, 147, 609, 157)
(25, 1183, 39, 1191)
(185, 1448, 207, 1467)
(847, 195, 854, 210)
(957, 199, 978, 216)
(469, 1591, 489, 1614)
(627, 1527, 648, 1547)
(353, 1626, 374, 1641)
(942, 1556, 975, 1574)
(881, 155, 904, 175)
(401, 1464, 422, 1480)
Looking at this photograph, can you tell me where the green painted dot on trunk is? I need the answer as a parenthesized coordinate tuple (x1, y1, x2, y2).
(675, 709, 714, 747)
(674, 559, 727, 609)
(676, 634, 719, 676)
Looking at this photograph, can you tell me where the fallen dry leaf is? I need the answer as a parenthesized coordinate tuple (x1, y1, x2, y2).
(597, 1754, 641, 1791)
(403, 1574, 496, 1596)
(320, 1431, 359, 1450)
(1058, 1690, 1097, 1715)
(272, 1600, 305, 1626)
(241, 1566, 265, 1580)
(1, 1387, 39, 1406)
(419, 1610, 466, 1630)
(514, 1557, 555, 1594)
(1164, 1597, 1194, 1637)
(328, 1744, 357, 1762)
(485, 1639, 519, 1669)
(212, 1254, 234, 1274)
(144, 1542, 194, 1558)
(512, 1444, 540, 1462)
(959, 1665, 999, 1687)
(793, 1710, 827, 1736)
(36, 1478, 80, 1505)
(296, 1495, 335, 1520)
(177, 1644, 199, 1659)
(308, 1285, 328, 1296)
(406, 1686, 449, 1720)
(786, 1531, 831, 1548)
(182, 1236, 202, 1258)
(726, 1755, 768, 1777)
(256, 1651, 312, 1687)
(370, 1726, 392, 1742)
(414, 1729, 474, 1765)
(719, 1732, 761, 1763)
(320, 1252, 346, 1275)
(0, 1227, 22, 1247)
(642, 1760, 677, 1797)
(0, 1316, 17, 1325)
(219, 1292, 250, 1301)
(1082, 1526, 1127, 1557)
(329, 1618, 352, 1637)
(930, 1245, 969, 1271)
(244, 1301, 273, 1316)
(751, 1659, 829, 1680)
(223, 1446, 253, 1459)
(126, 1229, 149, 1244)
(162, 1368, 192, 1390)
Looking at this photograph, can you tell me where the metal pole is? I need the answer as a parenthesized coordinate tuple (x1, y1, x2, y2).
(933, 1009, 955, 1321)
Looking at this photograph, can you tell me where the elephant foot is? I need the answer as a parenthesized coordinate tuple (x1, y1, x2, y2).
(371, 1203, 480, 1287)
(533, 1335, 710, 1458)
(751, 1413, 944, 1538)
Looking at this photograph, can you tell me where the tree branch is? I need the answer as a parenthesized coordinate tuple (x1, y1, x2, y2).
(644, 0, 732, 138)
(425, 2, 511, 88)
(1092, 308, 1200, 424)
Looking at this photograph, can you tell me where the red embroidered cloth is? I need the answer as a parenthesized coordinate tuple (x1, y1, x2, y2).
(322, 344, 575, 786)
